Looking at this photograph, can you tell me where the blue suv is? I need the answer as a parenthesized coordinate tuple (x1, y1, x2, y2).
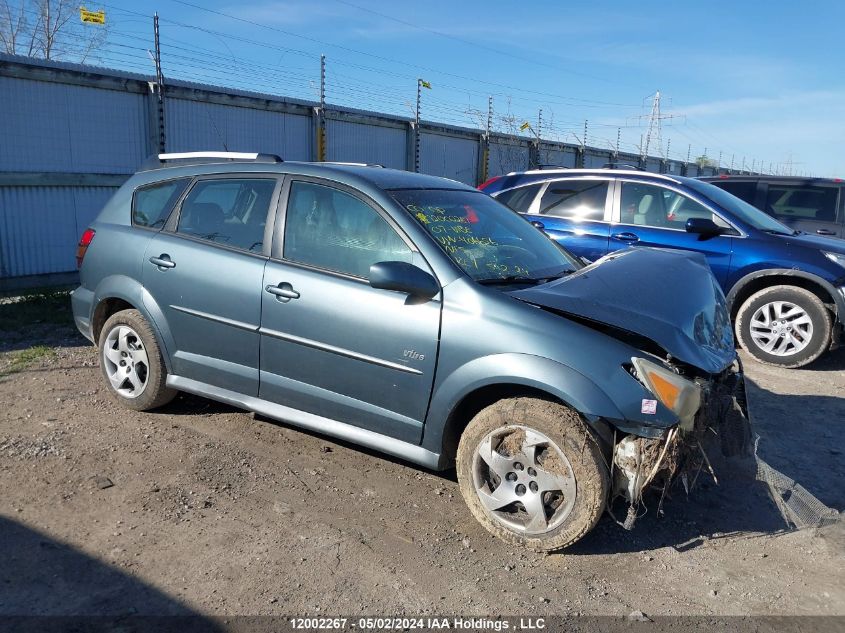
(481, 169, 845, 368)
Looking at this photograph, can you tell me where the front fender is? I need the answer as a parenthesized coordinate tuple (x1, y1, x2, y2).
(420, 353, 625, 456)
(92, 275, 175, 372)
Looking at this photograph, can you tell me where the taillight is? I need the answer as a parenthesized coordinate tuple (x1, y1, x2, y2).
(76, 228, 95, 268)
(477, 175, 502, 190)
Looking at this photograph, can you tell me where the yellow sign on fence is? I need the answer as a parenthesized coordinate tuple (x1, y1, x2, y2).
(79, 7, 106, 24)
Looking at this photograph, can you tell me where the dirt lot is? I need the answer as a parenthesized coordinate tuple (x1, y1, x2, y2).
(1, 293, 844, 620)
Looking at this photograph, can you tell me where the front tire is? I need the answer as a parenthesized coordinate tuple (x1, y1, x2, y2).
(735, 285, 831, 368)
(98, 309, 177, 411)
(456, 398, 609, 551)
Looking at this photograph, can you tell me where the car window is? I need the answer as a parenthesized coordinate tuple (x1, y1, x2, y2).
(392, 188, 581, 283)
(494, 183, 542, 212)
(765, 185, 838, 222)
(713, 180, 757, 204)
(620, 182, 731, 230)
(283, 181, 413, 278)
(538, 179, 608, 220)
(177, 178, 276, 252)
(132, 178, 190, 228)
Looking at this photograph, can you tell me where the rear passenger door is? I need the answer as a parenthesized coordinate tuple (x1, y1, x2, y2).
(520, 178, 612, 262)
(142, 174, 281, 396)
(258, 178, 441, 443)
(761, 181, 842, 238)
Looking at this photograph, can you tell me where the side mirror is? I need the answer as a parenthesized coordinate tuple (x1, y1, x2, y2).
(685, 217, 724, 236)
(369, 261, 439, 299)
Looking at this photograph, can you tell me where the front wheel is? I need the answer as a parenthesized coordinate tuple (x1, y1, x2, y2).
(456, 398, 609, 551)
(735, 285, 832, 368)
(98, 309, 177, 411)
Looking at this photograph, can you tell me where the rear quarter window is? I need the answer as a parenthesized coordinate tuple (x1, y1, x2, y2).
(493, 183, 542, 212)
(132, 178, 191, 228)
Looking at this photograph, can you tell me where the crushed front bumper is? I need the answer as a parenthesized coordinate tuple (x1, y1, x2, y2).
(610, 361, 753, 529)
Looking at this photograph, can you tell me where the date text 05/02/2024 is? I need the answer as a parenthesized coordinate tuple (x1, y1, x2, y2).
(289, 617, 547, 630)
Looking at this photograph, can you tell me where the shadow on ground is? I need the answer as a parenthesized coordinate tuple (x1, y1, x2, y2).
(0, 515, 221, 631)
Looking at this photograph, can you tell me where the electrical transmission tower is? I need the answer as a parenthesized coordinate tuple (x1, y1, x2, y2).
(632, 91, 682, 161)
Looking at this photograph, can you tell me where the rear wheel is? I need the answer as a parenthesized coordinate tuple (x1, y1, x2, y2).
(98, 309, 177, 411)
(456, 398, 608, 551)
(735, 285, 832, 368)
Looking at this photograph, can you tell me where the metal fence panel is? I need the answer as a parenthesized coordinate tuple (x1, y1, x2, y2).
(419, 132, 478, 184)
(489, 140, 530, 176)
(0, 76, 148, 174)
(327, 119, 406, 168)
(0, 186, 117, 277)
(540, 147, 577, 168)
(585, 150, 612, 168)
(165, 98, 311, 160)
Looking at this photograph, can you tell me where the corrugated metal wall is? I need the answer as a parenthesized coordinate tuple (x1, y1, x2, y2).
(327, 119, 406, 168)
(0, 186, 116, 277)
(0, 55, 726, 284)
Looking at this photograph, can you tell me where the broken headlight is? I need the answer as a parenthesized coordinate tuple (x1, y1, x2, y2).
(631, 357, 701, 427)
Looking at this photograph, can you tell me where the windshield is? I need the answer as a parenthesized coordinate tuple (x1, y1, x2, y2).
(391, 189, 580, 282)
(685, 179, 796, 234)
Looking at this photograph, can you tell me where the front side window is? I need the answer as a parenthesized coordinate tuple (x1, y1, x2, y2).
(620, 182, 731, 230)
(392, 189, 580, 283)
(283, 181, 412, 278)
(765, 185, 838, 222)
(494, 183, 542, 212)
(538, 179, 608, 220)
(132, 178, 190, 228)
(177, 178, 276, 252)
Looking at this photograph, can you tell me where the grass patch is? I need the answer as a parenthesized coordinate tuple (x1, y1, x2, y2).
(0, 289, 73, 330)
(0, 345, 55, 378)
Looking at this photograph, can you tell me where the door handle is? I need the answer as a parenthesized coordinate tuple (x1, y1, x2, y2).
(816, 229, 836, 236)
(149, 254, 175, 269)
(265, 282, 300, 302)
(611, 232, 640, 243)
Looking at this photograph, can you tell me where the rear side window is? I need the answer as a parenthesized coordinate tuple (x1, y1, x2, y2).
(283, 181, 412, 278)
(494, 183, 542, 212)
(132, 178, 190, 228)
(765, 185, 838, 222)
(176, 178, 277, 252)
(539, 180, 608, 220)
(714, 181, 757, 204)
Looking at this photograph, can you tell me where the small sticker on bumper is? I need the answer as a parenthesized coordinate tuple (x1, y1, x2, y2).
(641, 399, 657, 414)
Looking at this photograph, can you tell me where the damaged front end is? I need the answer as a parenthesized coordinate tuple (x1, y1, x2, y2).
(610, 359, 752, 530)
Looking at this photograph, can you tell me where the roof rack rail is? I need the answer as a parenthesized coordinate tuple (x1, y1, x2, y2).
(140, 151, 283, 170)
(602, 162, 643, 171)
(537, 164, 568, 170)
(321, 161, 384, 168)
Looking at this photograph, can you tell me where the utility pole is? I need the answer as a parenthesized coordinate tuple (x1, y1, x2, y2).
(316, 54, 326, 162)
(718, 151, 723, 171)
(730, 154, 735, 173)
(614, 127, 621, 159)
(152, 13, 166, 154)
(576, 120, 587, 168)
(478, 95, 492, 185)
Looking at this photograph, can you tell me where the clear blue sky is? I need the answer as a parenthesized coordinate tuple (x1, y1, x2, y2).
(94, 0, 845, 176)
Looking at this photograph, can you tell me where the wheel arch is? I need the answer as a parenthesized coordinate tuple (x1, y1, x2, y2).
(422, 354, 622, 467)
(726, 269, 843, 323)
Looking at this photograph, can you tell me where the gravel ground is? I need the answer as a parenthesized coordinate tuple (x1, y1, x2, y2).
(0, 316, 843, 620)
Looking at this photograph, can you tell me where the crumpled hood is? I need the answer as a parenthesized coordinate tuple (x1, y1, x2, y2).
(511, 248, 735, 374)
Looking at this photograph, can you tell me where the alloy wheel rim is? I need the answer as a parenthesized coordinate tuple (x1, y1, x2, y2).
(103, 325, 149, 398)
(749, 300, 813, 357)
(472, 425, 576, 535)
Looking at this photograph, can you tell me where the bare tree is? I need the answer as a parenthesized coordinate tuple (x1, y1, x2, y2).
(0, 0, 108, 62)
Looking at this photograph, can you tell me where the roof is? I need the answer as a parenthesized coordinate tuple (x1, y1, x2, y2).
(701, 175, 844, 184)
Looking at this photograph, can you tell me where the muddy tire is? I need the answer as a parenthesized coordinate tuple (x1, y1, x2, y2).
(98, 309, 176, 411)
(735, 285, 831, 368)
(456, 398, 609, 551)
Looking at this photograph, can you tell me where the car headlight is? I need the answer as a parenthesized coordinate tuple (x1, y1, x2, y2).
(631, 357, 701, 427)
(823, 251, 845, 269)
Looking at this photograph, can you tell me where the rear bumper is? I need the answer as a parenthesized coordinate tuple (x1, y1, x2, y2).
(70, 286, 95, 343)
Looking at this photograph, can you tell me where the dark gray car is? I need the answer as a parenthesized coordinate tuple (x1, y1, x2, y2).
(71, 153, 751, 550)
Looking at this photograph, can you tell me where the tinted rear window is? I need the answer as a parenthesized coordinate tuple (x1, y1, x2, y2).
(766, 185, 838, 222)
(132, 179, 190, 228)
(713, 180, 757, 204)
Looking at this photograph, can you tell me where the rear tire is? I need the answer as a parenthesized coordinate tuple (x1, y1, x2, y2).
(735, 285, 831, 368)
(98, 309, 177, 411)
(456, 398, 609, 552)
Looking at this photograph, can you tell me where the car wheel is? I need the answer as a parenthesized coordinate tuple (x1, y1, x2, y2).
(456, 398, 609, 551)
(98, 309, 177, 411)
(735, 285, 832, 368)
